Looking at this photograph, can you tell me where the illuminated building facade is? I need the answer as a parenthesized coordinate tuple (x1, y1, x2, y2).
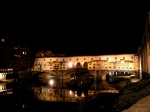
(33, 54, 139, 72)
(138, 11, 150, 78)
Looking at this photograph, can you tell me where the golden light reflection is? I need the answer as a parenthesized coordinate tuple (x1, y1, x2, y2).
(0, 83, 13, 95)
(32, 86, 84, 102)
(0, 73, 6, 80)
(81, 92, 85, 97)
(49, 79, 54, 86)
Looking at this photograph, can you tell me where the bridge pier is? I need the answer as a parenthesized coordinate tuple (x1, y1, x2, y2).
(93, 70, 98, 90)
(0, 73, 7, 80)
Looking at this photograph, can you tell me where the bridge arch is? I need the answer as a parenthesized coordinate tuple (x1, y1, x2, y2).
(74, 62, 82, 68)
(82, 62, 88, 68)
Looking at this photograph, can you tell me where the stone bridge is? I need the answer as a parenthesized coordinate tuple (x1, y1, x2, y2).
(0, 69, 139, 81)
(39, 69, 139, 81)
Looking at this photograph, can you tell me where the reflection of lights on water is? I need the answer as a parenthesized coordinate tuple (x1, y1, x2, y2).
(32, 86, 86, 102)
(49, 79, 54, 86)
(69, 90, 85, 97)
(0, 83, 7, 92)
(75, 91, 78, 97)
(16, 103, 27, 109)
(0, 73, 6, 80)
(22, 104, 26, 108)
(81, 92, 85, 97)
(0, 83, 13, 95)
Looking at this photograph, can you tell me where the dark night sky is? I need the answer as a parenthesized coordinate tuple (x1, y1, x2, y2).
(1, 1, 150, 56)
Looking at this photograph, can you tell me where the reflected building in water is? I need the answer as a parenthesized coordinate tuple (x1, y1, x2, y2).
(0, 83, 13, 95)
(32, 86, 85, 102)
(0, 75, 126, 112)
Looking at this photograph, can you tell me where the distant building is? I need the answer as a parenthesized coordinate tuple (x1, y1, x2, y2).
(13, 45, 32, 72)
(0, 36, 32, 80)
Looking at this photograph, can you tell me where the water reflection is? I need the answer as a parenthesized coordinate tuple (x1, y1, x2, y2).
(31, 76, 92, 103)
(32, 86, 85, 102)
(0, 75, 130, 112)
(0, 82, 13, 95)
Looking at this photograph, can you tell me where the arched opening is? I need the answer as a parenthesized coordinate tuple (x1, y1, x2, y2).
(76, 62, 82, 68)
(83, 62, 88, 68)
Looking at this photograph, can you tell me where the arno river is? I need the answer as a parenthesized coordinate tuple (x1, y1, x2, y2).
(0, 74, 130, 112)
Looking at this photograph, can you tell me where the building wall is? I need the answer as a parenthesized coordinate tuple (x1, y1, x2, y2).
(0, 37, 32, 74)
(138, 12, 150, 78)
(32, 54, 139, 72)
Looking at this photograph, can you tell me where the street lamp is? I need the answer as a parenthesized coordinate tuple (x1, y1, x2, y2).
(49, 79, 54, 87)
(68, 62, 73, 69)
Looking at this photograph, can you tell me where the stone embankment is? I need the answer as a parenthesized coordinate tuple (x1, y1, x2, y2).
(122, 95, 150, 112)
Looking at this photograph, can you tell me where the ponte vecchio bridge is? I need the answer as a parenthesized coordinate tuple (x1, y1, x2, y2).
(32, 54, 140, 81)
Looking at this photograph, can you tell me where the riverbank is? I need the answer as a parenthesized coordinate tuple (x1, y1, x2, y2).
(122, 94, 150, 112)
(109, 78, 150, 112)
(78, 78, 150, 112)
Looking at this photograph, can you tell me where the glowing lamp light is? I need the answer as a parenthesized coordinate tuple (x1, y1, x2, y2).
(69, 90, 75, 97)
(68, 62, 73, 68)
(69, 90, 72, 95)
(0, 73, 5, 80)
(49, 79, 54, 86)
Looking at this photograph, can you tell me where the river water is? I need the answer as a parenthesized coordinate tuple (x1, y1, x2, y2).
(0, 76, 129, 112)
